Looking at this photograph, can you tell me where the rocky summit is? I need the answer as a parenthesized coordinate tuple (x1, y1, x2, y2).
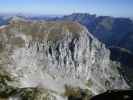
(0, 18, 129, 100)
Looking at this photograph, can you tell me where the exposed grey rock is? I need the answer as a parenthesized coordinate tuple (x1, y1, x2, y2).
(0, 19, 129, 100)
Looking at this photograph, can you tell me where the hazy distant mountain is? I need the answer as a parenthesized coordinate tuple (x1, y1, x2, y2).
(0, 16, 10, 25)
(0, 14, 62, 25)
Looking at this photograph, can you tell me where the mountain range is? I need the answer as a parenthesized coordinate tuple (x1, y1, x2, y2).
(0, 14, 133, 100)
(51, 13, 133, 52)
(2, 13, 133, 52)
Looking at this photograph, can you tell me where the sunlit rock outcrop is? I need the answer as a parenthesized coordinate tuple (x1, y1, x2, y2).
(0, 18, 129, 100)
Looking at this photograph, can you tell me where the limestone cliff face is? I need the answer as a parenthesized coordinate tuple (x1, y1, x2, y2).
(0, 18, 129, 100)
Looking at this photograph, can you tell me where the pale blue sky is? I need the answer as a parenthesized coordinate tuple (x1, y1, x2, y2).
(0, 0, 133, 17)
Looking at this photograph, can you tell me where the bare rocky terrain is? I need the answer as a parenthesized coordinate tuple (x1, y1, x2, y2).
(0, 17, 129, 100)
